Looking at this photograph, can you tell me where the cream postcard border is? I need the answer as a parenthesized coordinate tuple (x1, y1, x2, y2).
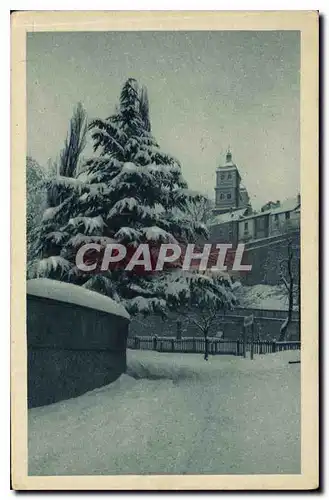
(11, 10, 319, 490)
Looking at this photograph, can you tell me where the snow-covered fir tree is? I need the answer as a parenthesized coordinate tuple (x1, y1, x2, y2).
(30, 78, 235, 316)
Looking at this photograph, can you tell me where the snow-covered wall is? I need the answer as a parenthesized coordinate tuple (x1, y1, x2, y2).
(27, 279, 130, 320)
(207, 229, 300, 286)
(241, 231, 300, 286)
(27, 279, 130, 408)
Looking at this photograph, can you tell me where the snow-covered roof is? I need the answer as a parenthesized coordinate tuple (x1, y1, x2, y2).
(270, 197, 300, 215)
(239, 210, 272, 221)
(236, 197, 300, 222)
(27, 279, 130, 320)
(210, 208, 248, 225)
(219, 160, 235, 168)
(216, 164, 236, 171)
(216, 151, 240, 173)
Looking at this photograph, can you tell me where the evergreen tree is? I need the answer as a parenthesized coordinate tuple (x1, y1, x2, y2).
(60, 102, 88, 178)
(47, 102, 88, 207)
(28, 103, 88, 278)
(26, 157, 47, 262)
(30, 78, 234, 316)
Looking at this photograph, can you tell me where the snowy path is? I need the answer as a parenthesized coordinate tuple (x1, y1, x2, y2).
(28, 350, 300, 475)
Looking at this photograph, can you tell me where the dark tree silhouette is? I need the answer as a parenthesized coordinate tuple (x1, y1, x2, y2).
(60, 102, 88, 178)
(279, 240, 297, 341)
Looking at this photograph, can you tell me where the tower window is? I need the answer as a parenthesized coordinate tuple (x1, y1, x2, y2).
(221, 174, 225, 180)
(227, 193, 231, 199)
(285, 211, 290, 220)
(220, 193, 225, 199)
(228, 173, 232, 179)
(244, 222, 248, 230)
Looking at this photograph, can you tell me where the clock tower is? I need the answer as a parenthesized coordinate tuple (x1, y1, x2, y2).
(214, 150, 243, 215)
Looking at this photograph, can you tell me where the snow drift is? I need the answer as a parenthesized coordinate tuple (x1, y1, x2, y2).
(28, 350, 300, 476)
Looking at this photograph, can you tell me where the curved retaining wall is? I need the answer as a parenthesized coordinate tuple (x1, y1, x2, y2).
(27, 279, 130, 408)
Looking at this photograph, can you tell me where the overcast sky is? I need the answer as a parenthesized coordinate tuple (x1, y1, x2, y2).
(27, 30, 300, 208)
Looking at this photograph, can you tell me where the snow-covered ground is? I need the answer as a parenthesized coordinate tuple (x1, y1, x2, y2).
(28, 350, 300, 476)
(235, 283, 298, 311)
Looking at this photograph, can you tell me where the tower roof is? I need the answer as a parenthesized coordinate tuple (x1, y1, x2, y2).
(217, 149, 236, 169)
(226, 149, 232, 163)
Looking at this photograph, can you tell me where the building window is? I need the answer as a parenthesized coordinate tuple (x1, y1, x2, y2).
(221, 174, 225, 180)
(227, 193, 231, 199)
(285, 211, 290, 220)
(228, 173, 232, 179)
(244, 222, 248, 230)
(220, 193, 225, 200)
(274, 214, 279, 221)
(257, 217, 265, 230)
